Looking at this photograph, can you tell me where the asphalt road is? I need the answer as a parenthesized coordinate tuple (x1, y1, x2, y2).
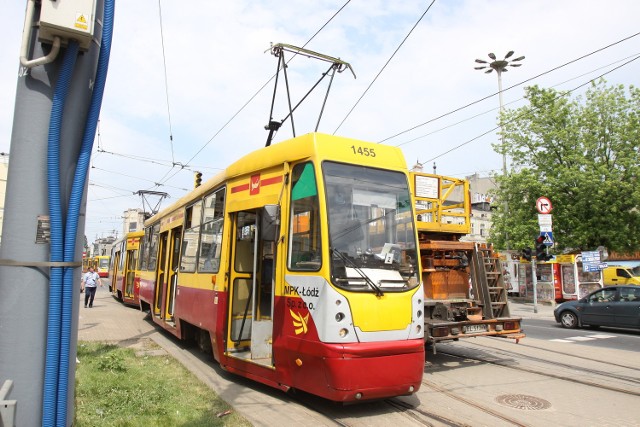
(521, 317, 640, 352)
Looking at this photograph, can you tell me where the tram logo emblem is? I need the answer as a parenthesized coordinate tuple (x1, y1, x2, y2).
(290, 309, 309, 335)
(250, 174, 261, 195)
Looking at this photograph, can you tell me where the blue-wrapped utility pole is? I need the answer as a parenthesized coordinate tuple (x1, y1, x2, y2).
(0, 1, 105, 425)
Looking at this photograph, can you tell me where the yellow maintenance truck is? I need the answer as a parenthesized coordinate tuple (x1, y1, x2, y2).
(411, 172, 525, 350)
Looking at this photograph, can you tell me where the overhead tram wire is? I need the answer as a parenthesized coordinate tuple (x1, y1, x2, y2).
(395, 52, 640, 148)
(178, 0, 353, 171)
(91, 166, 190, 191)
(421, 54, 640, 165)
(158, 0, 176, 165)
(333, 0, 436, 135)
(96, 148, 178, 167)
(378, 31, 640, 144)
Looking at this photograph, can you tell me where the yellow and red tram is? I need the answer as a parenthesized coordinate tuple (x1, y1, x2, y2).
(94, 255, 110, 278)
(109, 231, 144, 306)
(136, 133, 425, 402)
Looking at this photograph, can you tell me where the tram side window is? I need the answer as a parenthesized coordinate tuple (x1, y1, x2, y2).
(138, 233, 146, 269)
(199, 188, 226, 273)
(147, 224, 160, 271)
(288, 163, 321, 271)
(180, 201, 203, 272)
(118, 246, 126, 271)
(140, 228, 151, 271)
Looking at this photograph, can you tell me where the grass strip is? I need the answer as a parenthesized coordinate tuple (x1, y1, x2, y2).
(75, 340, 251, 426)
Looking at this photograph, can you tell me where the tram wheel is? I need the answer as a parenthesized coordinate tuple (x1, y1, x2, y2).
(197, 329, 213, 354)
(559, 311, 578, 329)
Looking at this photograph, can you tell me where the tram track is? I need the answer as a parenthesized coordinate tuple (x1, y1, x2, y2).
(436, 340, 640, 397)
(385, 393, 530, 427)
(514, 340, 640, 373)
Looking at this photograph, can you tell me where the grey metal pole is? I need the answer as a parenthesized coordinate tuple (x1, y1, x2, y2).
(496, 69, 507, 177)
(532, 258, 538, 314)
(0, 2, 103, 425)
(495, 68, 510, 251)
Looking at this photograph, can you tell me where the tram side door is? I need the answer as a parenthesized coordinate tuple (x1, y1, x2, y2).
(227, 210, 274, 364)
(124, 249, 136, 299)
(110, 249, 121, 294)
(153, 232, 168, 317)
(164, 227, 182, 321)
(153, 226, 182, 322)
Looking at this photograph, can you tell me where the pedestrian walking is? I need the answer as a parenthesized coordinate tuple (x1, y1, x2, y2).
(81, 266, 102, 308)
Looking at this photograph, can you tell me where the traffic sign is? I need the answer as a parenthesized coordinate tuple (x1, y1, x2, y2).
(541, 232, 553, 246)
(538, 214, 552, 226)
(536, 197, 553, 214)
(539, 214, 553, 233)
(581, 250, 601, 272)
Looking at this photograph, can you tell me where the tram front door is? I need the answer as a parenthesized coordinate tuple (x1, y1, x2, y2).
(227, 210, 274, 366)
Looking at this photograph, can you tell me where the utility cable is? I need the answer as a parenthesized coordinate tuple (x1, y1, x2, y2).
(379, 31, 640, 144)
(395, 52, 640, 148)
(333, 0, 436, 134)
(91, 166, 189, 191)
(181, 0, 352, 168)
(158, 0, 176, 164)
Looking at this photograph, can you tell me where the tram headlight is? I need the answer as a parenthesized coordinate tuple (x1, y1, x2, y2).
(339, 328, 349, 338)
(335, 312, 345, 322)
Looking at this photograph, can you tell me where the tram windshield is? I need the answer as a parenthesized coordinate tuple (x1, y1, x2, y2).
(323, 161, 419, 293)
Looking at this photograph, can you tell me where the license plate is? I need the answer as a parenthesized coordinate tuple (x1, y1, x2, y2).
(464, 324, 487, 334)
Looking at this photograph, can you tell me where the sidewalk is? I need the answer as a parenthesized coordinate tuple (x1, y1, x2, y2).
(77, 286, 156, 345)
(507, 299, 556, 320)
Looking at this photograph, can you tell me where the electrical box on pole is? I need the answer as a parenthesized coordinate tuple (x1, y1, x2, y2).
(39, 0, 97, 50)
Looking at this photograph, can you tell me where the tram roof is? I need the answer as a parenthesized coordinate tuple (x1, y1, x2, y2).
(145, 132, 408, 225)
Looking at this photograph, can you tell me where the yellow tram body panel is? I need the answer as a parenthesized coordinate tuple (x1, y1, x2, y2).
(347, 290, 414, 331)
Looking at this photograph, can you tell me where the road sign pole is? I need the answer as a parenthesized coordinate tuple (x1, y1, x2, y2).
(532, 258, 538, 314)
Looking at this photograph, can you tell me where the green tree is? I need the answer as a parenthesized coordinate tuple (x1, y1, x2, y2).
(490, 80, 640, 254)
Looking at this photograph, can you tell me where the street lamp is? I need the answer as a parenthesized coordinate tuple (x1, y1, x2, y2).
(474, 51, 524, 251)
(474, 51, 524, 176)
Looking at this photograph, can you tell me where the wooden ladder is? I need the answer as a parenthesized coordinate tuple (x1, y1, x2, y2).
(470, 243, 511, 319)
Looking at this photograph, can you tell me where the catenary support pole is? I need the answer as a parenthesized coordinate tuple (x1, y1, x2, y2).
(0, 2, 104, 425)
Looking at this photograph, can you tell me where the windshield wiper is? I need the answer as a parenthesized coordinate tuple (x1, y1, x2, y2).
(331, 247, 384, 297)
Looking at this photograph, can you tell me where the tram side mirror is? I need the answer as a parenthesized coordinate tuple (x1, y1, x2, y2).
(261, 204, 280, 242)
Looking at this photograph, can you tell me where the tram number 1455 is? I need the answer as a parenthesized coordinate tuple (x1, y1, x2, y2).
(286, 298, 314, 310)
(350, 145, 376, 157)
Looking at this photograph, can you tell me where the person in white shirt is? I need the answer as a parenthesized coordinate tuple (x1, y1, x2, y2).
(81, 266, 102, 308)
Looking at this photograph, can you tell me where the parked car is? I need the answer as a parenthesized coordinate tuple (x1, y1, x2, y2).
(602, 265, 640, 286)
(554, 285, 640, 329)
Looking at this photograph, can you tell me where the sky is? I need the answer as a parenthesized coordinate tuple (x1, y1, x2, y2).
(1, 0, 639, 243)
